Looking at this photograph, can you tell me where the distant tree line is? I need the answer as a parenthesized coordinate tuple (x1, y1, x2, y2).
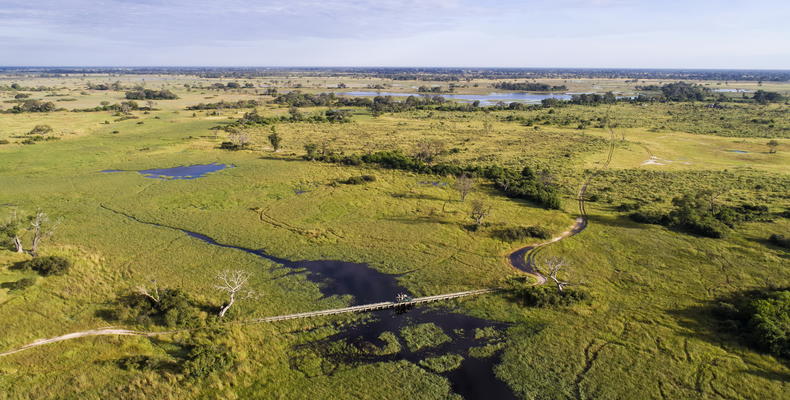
(125, 89, 178, 100)
(186, 100, 261, 110)
(492, 82, 568, 91)
(86, 81, 124, 90)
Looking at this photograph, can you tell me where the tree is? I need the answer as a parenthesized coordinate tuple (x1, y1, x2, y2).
(215, 270, 254, 318)
(304, 143, 319, 160)
(1, 209, 25, 253)
(228, 131, 251, 149)
(544, 257, 573, 293)
(453, 174, 474, 202)
(767, 139, 779, 154)
(469, 199, 492, 226)
(268, 127, 282, 152)
(414, 140, 445, 163)
(29, 210, 59, 256)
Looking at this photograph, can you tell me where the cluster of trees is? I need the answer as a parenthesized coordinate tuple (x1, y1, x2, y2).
(567, 92, 618, 106)
(629, 192, 770, 238)
(186, 99, 260, 110)
(86, 81, 124, 90)
(712, 288, 789, 359)
(493, 82, 568, 91)
(73, 100, 146, 113)
(1, 209, 59, 255)
(208, 82, 255, 90)
(6, 99, 58, 113)
(0, 83, 56, 91)
(16, 256, 71, 276)
(417, 86, 445, 93)
(125, 89, 178, 100)
(273, 91, 450, 113)
(307, 150, 562, 209)
(752, 90, 785, 104)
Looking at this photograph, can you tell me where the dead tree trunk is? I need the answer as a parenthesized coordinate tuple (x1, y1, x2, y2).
(218, 292, 236, 318)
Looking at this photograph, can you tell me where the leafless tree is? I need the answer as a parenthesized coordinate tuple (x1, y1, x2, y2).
(544, 257, 574, 293)
(469, 199, 492, 226)
(453, 174, 474, 202)
(215, 270, 255, 318)
(229, 131, 251, 149)
(136, 280, 161, 304)
(29, 210, 60, 256)
(414, 140, 445, 163)
(145, 100, 156, 109)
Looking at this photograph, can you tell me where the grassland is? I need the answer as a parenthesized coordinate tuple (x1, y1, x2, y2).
(0, 74, 788, 399)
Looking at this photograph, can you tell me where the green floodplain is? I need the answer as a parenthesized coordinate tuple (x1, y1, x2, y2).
(0, 71, 788, 399)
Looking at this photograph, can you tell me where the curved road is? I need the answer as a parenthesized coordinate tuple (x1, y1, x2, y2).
(507, 113, 617, 282)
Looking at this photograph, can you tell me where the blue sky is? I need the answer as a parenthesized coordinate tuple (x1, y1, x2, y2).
(0, 0, 788, 68)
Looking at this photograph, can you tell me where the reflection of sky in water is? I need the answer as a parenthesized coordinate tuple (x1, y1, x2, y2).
(101, 163, 233, 179)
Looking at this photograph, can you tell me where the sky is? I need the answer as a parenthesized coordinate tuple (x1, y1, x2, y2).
(0, 0, 788, 68)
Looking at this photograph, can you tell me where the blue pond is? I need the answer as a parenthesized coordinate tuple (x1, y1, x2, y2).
(102, 163, 233, 179)
(727, 150, 749, 154)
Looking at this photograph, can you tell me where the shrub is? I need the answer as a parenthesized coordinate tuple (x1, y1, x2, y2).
(111, 288, 204, 328)
(28, 124, 53, 135)
(181, 344, 236, 379)
(518, 285, 590, 307)
(0, 139, 9, 145)
(340, 175, 376, 185)
(1, 277, 36, 291)
(712, 288, 790, 359)
(117, 355, 168, 371)
(19, 256, 71, 276)
(493, 225, 551, 242)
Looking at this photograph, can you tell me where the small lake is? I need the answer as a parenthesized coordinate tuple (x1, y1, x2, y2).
(727, 150, 749, 154)
(102, 163, 233, 179)
(713, 88, 753, 93)
(338, 91, 574, 106)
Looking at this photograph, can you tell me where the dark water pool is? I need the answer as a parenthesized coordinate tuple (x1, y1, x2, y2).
(102, 163, 233, 179)
(305, 307, 516, 400)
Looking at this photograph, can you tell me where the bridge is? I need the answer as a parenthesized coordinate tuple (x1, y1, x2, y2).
(253, 288, 498, 322)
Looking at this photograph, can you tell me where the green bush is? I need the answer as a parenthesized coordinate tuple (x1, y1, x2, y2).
(0, 139, 9, 145)
(19, 256, 71, 276)
(340, 175, 376, 185)
(116, 355, 168, 371)
(493, 225, 551, 242)
(28, 124, 53, 135)
(111, 288, 204, 328)
(713, 288, 790, 359)
(181, 344, 236, 379)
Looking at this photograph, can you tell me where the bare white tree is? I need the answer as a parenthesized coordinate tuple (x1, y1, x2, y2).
(136, 280, 161, 304)
(544, 257, 574, 293)
(29, 210, 60, 256)
(215, 270, 255, 318)
(229, 131, 251, 149)
(453, 174, 475, 202)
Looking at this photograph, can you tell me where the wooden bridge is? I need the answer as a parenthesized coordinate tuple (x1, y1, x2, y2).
(253, 288, 498, 323)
